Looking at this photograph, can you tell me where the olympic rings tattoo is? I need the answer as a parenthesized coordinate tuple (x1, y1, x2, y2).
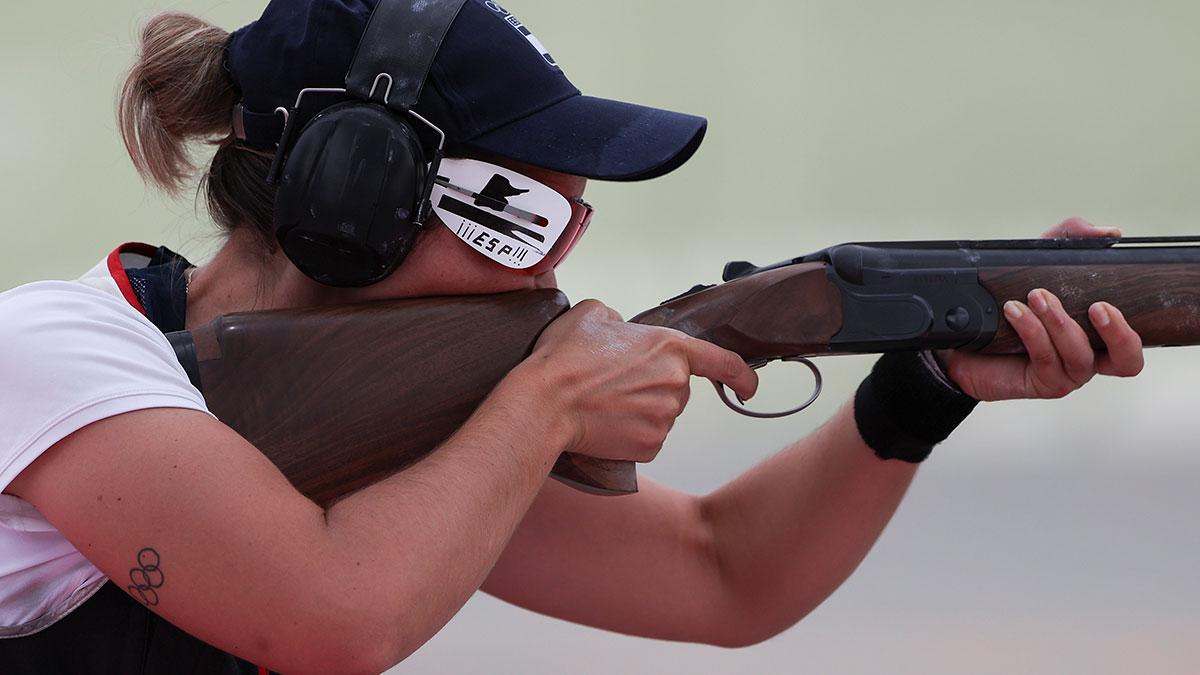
(127, 547, 165, 606)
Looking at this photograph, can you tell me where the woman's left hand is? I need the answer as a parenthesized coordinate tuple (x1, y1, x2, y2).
(940, 218, 1146, 402)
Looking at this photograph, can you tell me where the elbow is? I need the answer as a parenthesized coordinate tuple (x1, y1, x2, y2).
(693, 502, 789, 650)
(259, 632, 400, 675)
(710, 635, 769, 650)
(337, 635, 412, 675)
(323, 609, 433, 675)
(705, 620, 774, 649)
(695, 497, 823, 651)
(309, 647, 400, 675)
(695, 542, 819, 647)
(269, 634, 410, 675)
(258, 606, 419, 675)
(698, 600, 823, 649)
(691, 575, 827, 649)
(699, 613, 802, 650)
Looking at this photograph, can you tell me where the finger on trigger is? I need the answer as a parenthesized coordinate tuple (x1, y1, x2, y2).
(684, 338, 758, 401)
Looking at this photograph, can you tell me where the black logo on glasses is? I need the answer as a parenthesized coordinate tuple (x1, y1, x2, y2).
(475, 175, 530, 211)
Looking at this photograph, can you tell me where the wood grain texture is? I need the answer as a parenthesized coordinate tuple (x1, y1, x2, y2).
(192, 263, 845, 506)
(632, 262, 842, 359)
(979, 264, 1200, 354)
(191, 290, 635, 507)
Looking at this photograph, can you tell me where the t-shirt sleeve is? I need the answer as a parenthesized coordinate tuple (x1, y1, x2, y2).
(0, 281, 210, 494)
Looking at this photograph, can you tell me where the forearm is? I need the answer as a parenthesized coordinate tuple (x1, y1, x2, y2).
(316, 366, 568, 665)
(700, 399, 917, 645)
(484, 398, 918, 649)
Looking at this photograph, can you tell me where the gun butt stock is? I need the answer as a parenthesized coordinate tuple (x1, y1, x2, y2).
(177, 290, 635, 507)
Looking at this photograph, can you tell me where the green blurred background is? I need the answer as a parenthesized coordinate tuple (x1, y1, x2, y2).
(2, 1, 1197, 673)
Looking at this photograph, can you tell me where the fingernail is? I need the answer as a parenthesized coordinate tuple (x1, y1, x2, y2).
(1090, 302, 1111, 328)
(1004, 301, 1024, 321)
(1028, 290, 1049, 314)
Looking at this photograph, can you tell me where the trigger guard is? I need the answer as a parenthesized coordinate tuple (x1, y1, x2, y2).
(713, 357, 823, 419)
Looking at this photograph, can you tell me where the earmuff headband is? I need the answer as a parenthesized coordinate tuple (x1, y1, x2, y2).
(346, 0, 468, 110)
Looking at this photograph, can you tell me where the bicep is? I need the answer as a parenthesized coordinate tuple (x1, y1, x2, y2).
(482, 476, 732, 642)
(8, 407, 337, 668)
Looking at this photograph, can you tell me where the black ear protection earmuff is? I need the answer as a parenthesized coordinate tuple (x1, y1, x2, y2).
(266, 0, 467, 287)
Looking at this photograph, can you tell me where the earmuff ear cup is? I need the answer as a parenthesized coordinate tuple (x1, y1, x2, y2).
(273, 103, 428, 287)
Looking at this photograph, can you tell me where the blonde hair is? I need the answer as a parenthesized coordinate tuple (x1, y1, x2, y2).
(118, 12, 276, 246)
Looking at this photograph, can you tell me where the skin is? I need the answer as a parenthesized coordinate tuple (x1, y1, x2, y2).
(6, 150, 1144, 672)
(484, 216, 1146, 647)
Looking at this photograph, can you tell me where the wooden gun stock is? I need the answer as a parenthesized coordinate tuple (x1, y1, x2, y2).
(977, 264, 1200, 353)
(172, 290, 635, 508)
(632, 263, 844, 358)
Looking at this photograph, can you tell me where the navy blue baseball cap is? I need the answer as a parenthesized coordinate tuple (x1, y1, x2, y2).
(226, 0, 706, 182)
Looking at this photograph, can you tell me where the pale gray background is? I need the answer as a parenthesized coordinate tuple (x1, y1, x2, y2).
(2, 1, 1198, 673)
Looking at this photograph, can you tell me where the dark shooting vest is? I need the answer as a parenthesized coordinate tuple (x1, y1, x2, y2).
(0, 246, 274, 675)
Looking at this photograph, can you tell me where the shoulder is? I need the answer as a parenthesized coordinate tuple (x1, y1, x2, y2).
(0, 279, 184, 382)
(0, 280, 208, 494)
(0, 278, 146, 331)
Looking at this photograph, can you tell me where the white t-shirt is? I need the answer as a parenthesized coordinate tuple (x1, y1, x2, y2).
(0, 252, 209, 637)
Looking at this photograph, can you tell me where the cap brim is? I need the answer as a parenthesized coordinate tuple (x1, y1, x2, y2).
(463, 95, 707, 182)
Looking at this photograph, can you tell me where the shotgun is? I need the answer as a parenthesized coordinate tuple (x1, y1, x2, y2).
(167, 236, 1200, 506)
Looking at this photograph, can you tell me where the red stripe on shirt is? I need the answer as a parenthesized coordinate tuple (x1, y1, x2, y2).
(105, 243, 158, 316)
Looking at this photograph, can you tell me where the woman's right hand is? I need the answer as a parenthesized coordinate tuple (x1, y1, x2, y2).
(516, 300, 759, 463)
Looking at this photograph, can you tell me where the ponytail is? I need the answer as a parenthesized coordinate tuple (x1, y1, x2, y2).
(118, 12, 275, 244)
(119, 12, 235, 194)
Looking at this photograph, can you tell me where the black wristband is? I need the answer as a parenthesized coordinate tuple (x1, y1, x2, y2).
(854, 351, 979, 463)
